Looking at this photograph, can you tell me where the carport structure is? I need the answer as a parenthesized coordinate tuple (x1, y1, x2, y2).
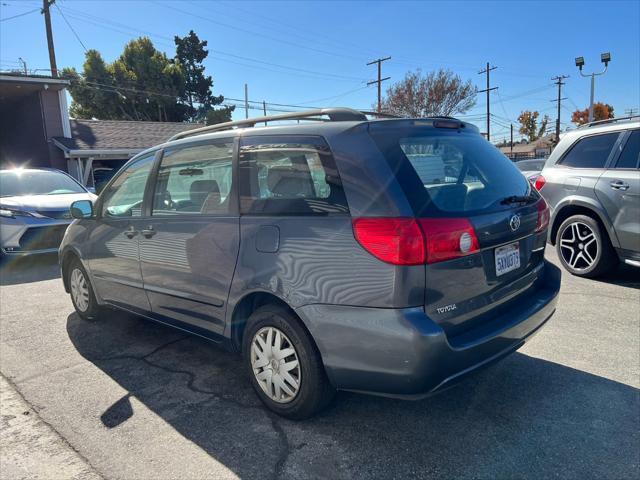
(0, 73, 71, 171)
(52, 119, 204, 188)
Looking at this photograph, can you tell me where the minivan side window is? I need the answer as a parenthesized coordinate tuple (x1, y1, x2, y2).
(559, 132, 620, 169)
(613, 130, 640, 169)
(239, 136, 349, 215)
(101, 153, 155, 217)
(152, 141, 234, 215)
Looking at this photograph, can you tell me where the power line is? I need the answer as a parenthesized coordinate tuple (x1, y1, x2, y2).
(59, 7, 367, 83)
(54, 3, 87, 52)
(0, 7, 40, 22)
(154, 1, 366, 62)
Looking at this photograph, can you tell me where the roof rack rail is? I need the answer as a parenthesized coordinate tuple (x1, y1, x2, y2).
(577, 115, 640, 129)
(168, 107, 368, 141)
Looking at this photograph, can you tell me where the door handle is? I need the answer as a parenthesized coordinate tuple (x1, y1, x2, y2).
(140, 226, 157, 238)
(123, 226, 138, 239)
(610, 180, 630, 191)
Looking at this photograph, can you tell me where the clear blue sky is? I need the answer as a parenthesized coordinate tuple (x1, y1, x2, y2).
(1, 0, 639, 142)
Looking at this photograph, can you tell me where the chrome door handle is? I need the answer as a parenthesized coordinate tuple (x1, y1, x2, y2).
(610, 180, 629, 191)
(123, 226, 138, 239)
(140, 226, 156, 238)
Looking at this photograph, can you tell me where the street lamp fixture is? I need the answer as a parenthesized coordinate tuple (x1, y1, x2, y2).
(575, 52, 611, 122)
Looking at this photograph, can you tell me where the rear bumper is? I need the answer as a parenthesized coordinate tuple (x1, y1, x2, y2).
(296, 260, 561, 397)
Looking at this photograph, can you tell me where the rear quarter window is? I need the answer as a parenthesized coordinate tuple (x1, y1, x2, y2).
(558, 132, 620, 169)
(238, 135, 349, 215)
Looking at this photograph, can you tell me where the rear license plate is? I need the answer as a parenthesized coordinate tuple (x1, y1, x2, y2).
(495, 242, 520, 276)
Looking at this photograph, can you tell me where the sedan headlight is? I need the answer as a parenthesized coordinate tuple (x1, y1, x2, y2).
(0, 207, 35, 218)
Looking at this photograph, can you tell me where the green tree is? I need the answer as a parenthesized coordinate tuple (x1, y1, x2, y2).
(63, 34, 231, 123)
(517, 110, 549, 142)
(62, 50, 121, 119)
(174, 30, 233, 123)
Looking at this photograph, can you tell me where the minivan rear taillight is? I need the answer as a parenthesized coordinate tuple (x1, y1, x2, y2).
(535, 199, 550, 232)
(352, 218, 425, 265)
(352, 217, 479, 265)
(418, 218, 480, 264)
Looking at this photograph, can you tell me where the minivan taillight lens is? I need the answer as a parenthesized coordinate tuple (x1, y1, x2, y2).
(536, 199, 550, 232)
(533, 174, 546, 190)
(419, 218, 480, 264)
(352, 217, 480, 265)
(352, 218, 425, 265)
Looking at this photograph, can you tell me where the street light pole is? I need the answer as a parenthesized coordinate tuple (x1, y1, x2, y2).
(575, 53, 611, 123)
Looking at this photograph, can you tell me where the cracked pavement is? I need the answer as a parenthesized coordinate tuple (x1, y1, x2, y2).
(0, 250, 638, 479)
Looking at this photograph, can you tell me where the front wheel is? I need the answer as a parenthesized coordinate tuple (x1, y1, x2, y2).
(242, 305, 335, 420)
(67, 258, 101, 320)
(556, 214, 617, 278)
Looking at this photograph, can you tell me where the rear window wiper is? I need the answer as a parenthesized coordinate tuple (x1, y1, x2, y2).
(500, 194, 536, 205)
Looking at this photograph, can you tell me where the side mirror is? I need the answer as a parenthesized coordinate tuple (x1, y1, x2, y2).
(70, 200, 94, 219)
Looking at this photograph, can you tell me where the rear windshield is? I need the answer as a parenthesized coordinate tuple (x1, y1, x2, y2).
(369, 126, 531, 216)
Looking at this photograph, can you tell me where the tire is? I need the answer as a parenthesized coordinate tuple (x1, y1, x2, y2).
(67, 258, 101, 320)
(242, 304, 335, 420)
(555, 214, 617, 278)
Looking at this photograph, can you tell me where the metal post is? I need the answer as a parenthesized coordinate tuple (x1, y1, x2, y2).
(244, 83, 249, 119)
(589, 74, 595, 123)
(510, 124, 513, 156)
(576, 54, 609, 124)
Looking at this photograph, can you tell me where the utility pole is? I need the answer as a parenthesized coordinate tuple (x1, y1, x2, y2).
(478, 62, 498, 140)
(624, 108, 639, 117)
(367, 56, 391, 113)
(551, 75, 569, 143)
(510, 123, 513, 156)
(244, 83, 249, 119)
(263, 100, 267, 125)
(42, 0, 58, 77)
(18, 57, 28, 75)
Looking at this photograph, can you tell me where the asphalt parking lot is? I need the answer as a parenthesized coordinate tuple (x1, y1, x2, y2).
(1, 250, 638, 480)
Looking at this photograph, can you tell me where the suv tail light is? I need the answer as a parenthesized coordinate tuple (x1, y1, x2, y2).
(352, 217, 479, 265)
(536, 199, 550, 232)
(533, 174, 546, 190)
(418, 218, 480, 264)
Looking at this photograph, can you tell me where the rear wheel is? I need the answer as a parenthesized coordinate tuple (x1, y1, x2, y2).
(556, 214, 617, 278)
(242, 305, 335, 420)
(67, 258, 101, 320)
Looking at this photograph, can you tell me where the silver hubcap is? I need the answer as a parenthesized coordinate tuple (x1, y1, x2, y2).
(250, 326, 301, 403)
(70, 268, 90, 312)
(560, 222, 597, 270)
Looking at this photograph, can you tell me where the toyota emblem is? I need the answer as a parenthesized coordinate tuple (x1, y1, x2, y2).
(509, 214, 521, 232)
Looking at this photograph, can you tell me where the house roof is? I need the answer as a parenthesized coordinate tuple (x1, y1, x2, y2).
(52, 119, 204, 155)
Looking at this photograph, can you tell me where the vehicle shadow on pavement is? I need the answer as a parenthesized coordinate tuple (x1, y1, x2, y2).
(0, 254, 60, 286)
(591, 263, 640, 289)
(66, 310, 639, 479)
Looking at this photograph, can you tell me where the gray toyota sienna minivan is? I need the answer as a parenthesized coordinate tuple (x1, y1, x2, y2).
(60, 108, 561, 419)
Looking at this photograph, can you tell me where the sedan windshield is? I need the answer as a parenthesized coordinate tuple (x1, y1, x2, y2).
(0, 170, 86, 197)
